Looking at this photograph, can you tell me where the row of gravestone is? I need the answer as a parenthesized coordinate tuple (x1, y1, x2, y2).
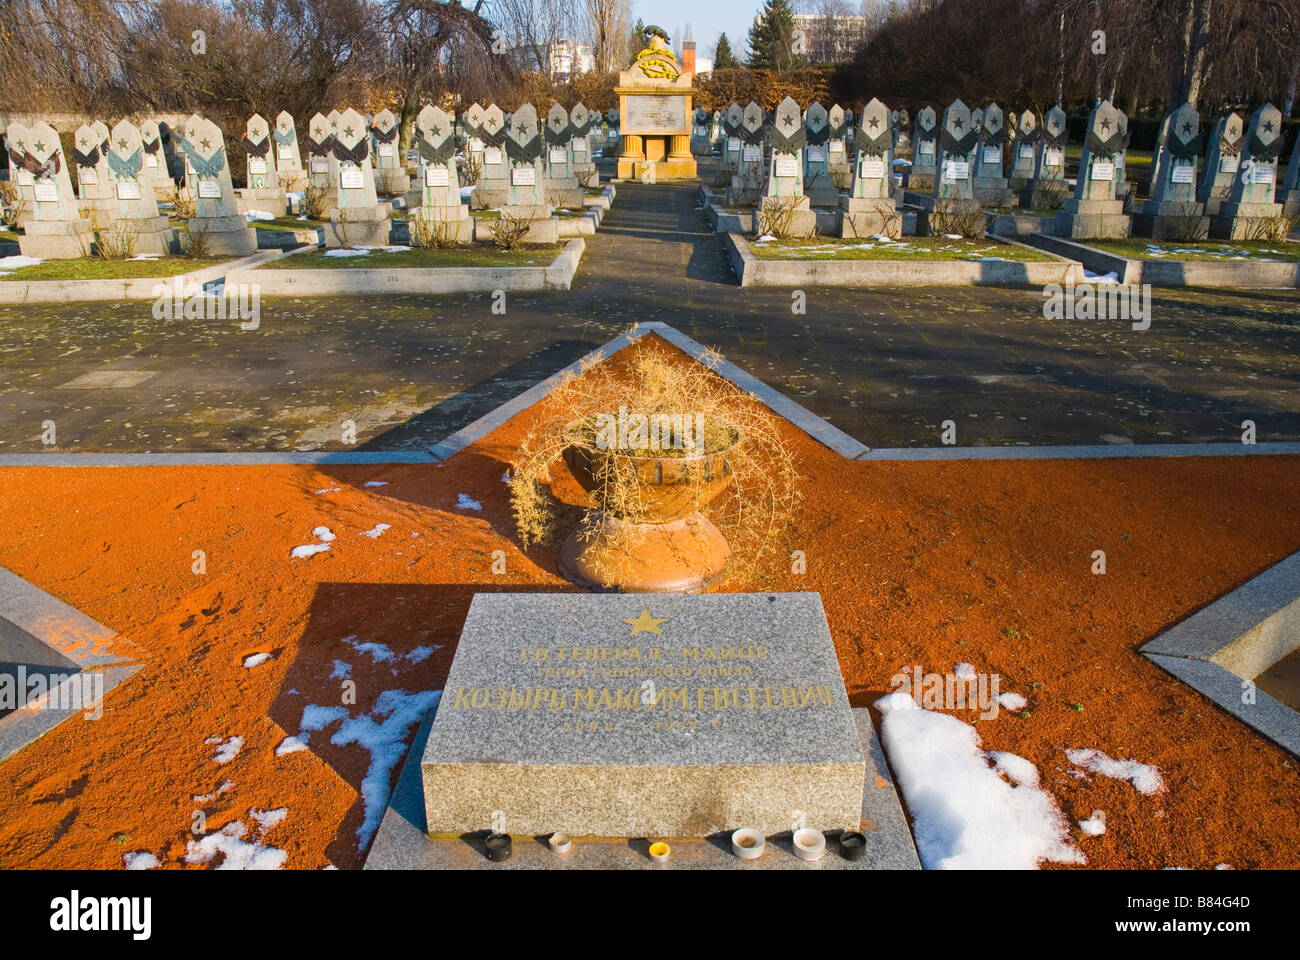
(707, 97, 1298, 241)
(3, 101, 619, 257)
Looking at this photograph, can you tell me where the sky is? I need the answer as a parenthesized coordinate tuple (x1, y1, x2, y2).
(634, 0, 761, 61)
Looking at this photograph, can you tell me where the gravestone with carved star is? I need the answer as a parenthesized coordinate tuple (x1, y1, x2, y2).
(460, 101, 487, 175)
(1135, 103, 1209, 240)
(1197, 113, 1243, 216)
(410, 104, 472, 245)
(418, 592, 865, 839)
(1054, 99, 1131, 239)
(136, 119, 173, 201)
(271, 111, 307, 196)
(840, 98, 899, 239)
(100, 119, 175, 255)
(504, 104, 548, 209)
(605, 107, 620, 151)
(237, 113, 288, 216)
(691, 105, 711, 156)
(910, 105, 938, 185)
(971, 102, 1009, 204)
(171, 115, 258, 255)
(3, 121, 37, 228)
(802, 102, 839, 208)
(1025, 105, 1067, 208)
(826, 104, 852, 190)
(9, 120, 95, 259)
(305, 111, 339, 216)
(568, 102, 598, 188)
(753, 97, 815, 237)
(72, 122, 113, 213)
(1212, 103, 1285, 239)
(543, 103, 582, 209)
(931, 99, 980, 210)
(472, 104, 509, 209)
(370, 108, 410, 197)
(323, 107, 391, 248)
(726, 102, 767, 208)
(719, 103, 745, 185)
(1279, 125, 1300, 217)
(1008, 109, 1039, 191)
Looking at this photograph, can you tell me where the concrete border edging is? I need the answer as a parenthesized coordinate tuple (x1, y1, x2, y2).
(1022, 234, 1300, 287)
(226, 238, 586, 296)
(0, 249, 283, 304)
(726, 231, 1085, 288)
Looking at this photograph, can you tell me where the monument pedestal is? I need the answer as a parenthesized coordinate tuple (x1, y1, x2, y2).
(615, 70, 699, 181)
(754, 194, 817, 238)
(544, 177, 583, 210)
(1054, 198, 1130, 239)
(326, 203, 392, 248)
(412, 205, 474, 244)
(841, 196, 900, 239)
(186, 215, 259, 255)
(973, 176, 1010, 205)
(473, 206, 559, 245)
(19, 219, 95, 259)
(374, 169, 412, 197)
(236, 187, 288, 216)
(805, 173, 840, 209)
(420, 593, 865, 839)
(1210, 201, 1284, 240)
(114, 215, 176, 256)
(1132, 200, 1209, 241)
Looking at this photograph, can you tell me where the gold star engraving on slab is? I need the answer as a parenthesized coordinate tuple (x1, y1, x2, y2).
(623, 609, 668, 636)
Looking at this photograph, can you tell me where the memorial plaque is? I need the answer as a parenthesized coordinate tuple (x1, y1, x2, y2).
(484, 147, 502, 165)
(421, 593, 865, 838)
(945, 161, 970, 180)
(378, 143, 394, 158)
(511, 166, 535, 186)
(197, 179, 221, 198)
(624, 94, 687, 133)
(549, 146, 567, 164)
(1170, 161, 1194, 184)
(310, 157, 328, 173)
(425, 167, 449, 187)
(340, 167, 364, 189)
(982, 147, 1000, 164)
(34, 183, 58, 203)
(742, 145, 761, 162)
(115, 181, 141, 200)
(774, 155, 798, 177)
(1220, 156, 1238, 173)
(279, 144, 294, 160)
(248, 157, 268, 175)
(1091, 160, 1115, 181)
(1045, 149, 1062, 166)
(860, 158, 886, 179)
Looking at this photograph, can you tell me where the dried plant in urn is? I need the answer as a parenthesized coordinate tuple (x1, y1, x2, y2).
(509, 331, 799, 592)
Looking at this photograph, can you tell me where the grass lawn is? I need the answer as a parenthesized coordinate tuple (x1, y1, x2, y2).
(1083, 238, 1300, 262)
(470, 209, 501, 221)
(748, 235, 1058, 262)
(0, 256, 228, 282)
(261, 246, 561, 269)
(0, 228, 19, 243)
(249, 217, 326, 231)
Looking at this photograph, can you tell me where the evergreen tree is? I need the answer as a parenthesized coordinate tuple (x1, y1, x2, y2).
(713, 32, 736, 70)
(629, 18, 647, 51)
(747, 0, 800, 70)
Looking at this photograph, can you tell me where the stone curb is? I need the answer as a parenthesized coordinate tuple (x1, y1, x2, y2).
(226, 238, 585, 296)
(0, 451, 436, 467)
(1022, 233, 1300, 287)
(856, 442, 1300, 461)
(0, 248, 284, 304)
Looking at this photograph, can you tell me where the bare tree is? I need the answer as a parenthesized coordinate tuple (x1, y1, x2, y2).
(496, 0, 574, 82)
(583, 0, 633, 73)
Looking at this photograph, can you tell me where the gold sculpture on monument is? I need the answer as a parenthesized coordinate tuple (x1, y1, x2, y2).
(616, 25, 698, 180)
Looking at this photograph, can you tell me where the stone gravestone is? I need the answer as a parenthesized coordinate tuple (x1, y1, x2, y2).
(568, 103, 597, 188)
(240, 113, 287, 215)
(1135, 103, 1208, 239)
(370, 108, 410, 196)
(891, 107, 911, 158)
(4, 122, 37, 228)
(9, 120, 94, 259)
(1054, 99, 1130, 239)
(841, 97, 898, 239)
(754, 97, 815, 237)
(802, 102, 838, 208)
(273, 111, 307, 196)
(173, 114, 259, 255)
(505, 104, 548, 210)
(727, 102, 766, 207)
(710, 109, 723, 150)
(910, 106, 938, 186)
(473, 104, 509, 209)
(72, 122, 113, 217)
(410, 105, 472, 245)
(543, 102, 582, 209)
(461, 101, 486, 174)
(305, 112, 338, 216)
(1197, 113, 1243, 216)
(1008, 109, 1038, 192)
(102, 119, 175, 255)
(325, 107, 391, 248)
(1211, 103, 1285, 240)
(972, 102, 1008, 204)
(691, 106, 710, 156)
(1113, 107, 1133, 199)
(827, 104, 852, 190)
(718, 102, 745, 187)
(605, 107, 620, 151)
(137, 119, 172, 202)
(932, 99, 980, 213)
(1026, 104, 1068, 208)
(421, 593, 866, 839)
(1279, 129, 1300, 217)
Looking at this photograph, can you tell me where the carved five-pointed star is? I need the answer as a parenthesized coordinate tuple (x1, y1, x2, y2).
(117, 137, 127, 150)
(1100, 118, 1111, 133)
(869, 116, 879, 130)
(280, 120, 289, 130)
(343, 125, 355, 138)
(783, 114, 795, 128)
(953, 117, 964, 131)
(314, 127, 322, 137)
(33, 140, 44, 152)
(78, 137, 88, 148)
(1181, 121, 1192, 135)
(624, 609, 668, 636)
(1263, 119, 1275, 133)
(200, 137, 211, 150)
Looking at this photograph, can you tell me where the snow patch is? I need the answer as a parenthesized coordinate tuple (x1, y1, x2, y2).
(212, 736, 243, 764)
(1079, 811, 1107, 835)
(1066, 748, 1165, 795)
(290, 542, 330, 559)
(123, 851, 160, 870)
(998, 692, 1027, 711)
(360, 523, 391, 539)
(874, 692, 1084, 869)
(184, 816, 288, 870)
(275, 735, 309, 756)
(456, 494, 482, 511)
(242, 652, 273, 668)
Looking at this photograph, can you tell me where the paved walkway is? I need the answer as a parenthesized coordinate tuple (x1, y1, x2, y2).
(0, 181, 1297, 452)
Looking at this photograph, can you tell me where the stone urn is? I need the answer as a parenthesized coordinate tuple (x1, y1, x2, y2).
(557, 418, 739, 592)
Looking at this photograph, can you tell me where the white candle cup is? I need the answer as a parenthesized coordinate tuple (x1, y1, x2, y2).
(731, 828, 765, 860)
(792, 828, 826, 862)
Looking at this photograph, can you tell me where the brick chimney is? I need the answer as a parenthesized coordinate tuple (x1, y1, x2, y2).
(682, 41, 696, 77)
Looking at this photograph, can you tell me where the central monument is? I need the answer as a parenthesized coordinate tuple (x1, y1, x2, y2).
(616, 25, 698, 180)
